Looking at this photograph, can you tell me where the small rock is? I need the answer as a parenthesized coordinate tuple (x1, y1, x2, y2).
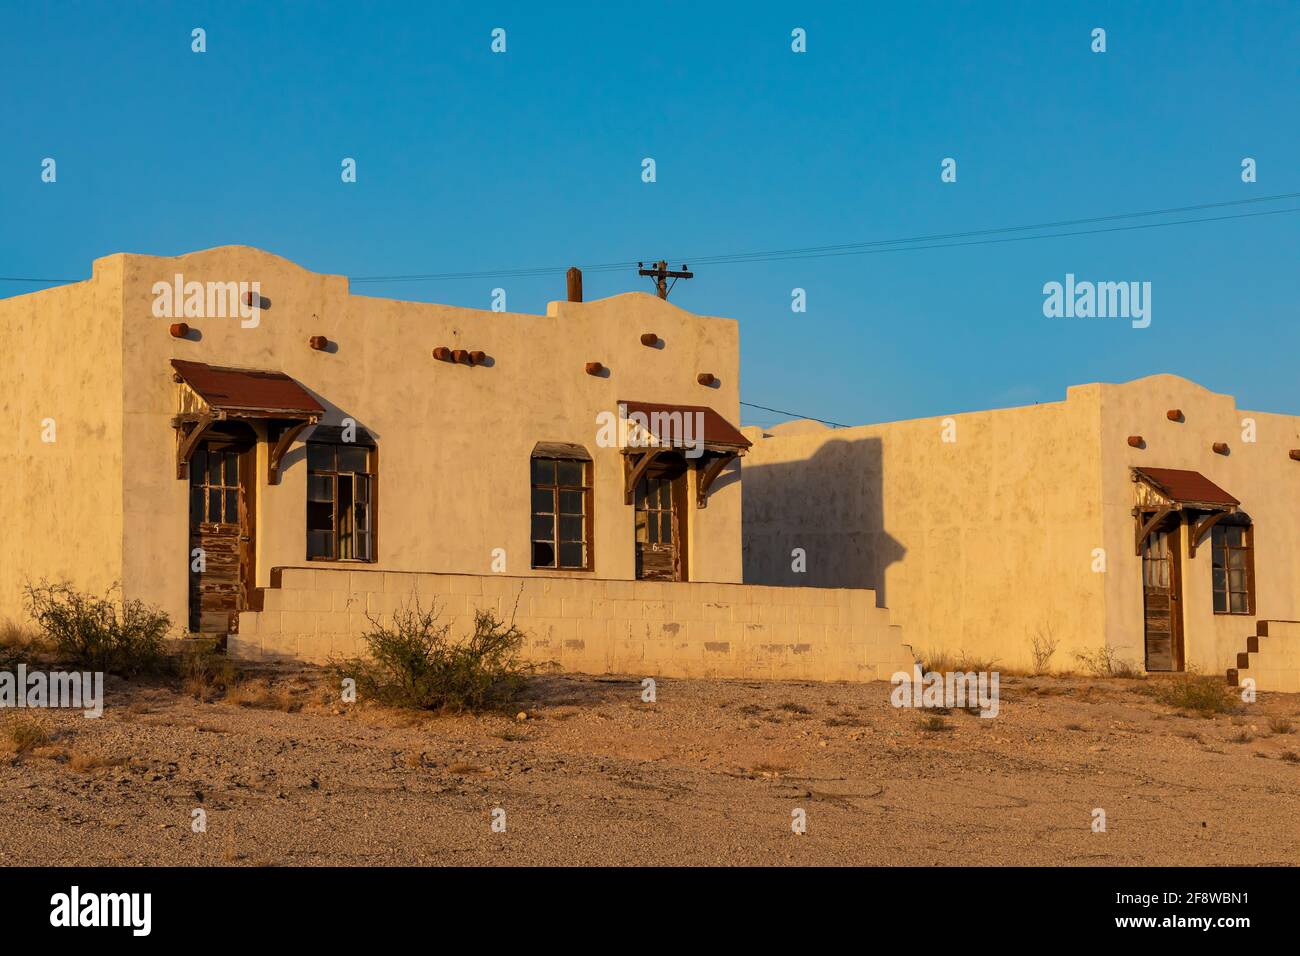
(515, 711, 528, 722)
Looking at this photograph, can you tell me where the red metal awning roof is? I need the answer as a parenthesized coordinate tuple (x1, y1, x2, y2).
(172, 359, 324, 419)
(1133, 467, 1239, 508)
(619, 400, 751, 451)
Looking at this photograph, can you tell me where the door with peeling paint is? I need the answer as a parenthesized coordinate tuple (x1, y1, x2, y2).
(188, 439, 256, 633)
(1142, 520, 1184, 671)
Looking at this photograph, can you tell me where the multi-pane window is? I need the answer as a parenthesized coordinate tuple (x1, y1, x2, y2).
(190, 447, 240, 527)
(531, 456, 590, 569)
(634, 477, 674, 548)
(1211, 522, 1252, 614)
(307, 442, 375, 561)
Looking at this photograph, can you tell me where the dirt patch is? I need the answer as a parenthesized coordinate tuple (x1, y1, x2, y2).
(1, 668, 1298, 865)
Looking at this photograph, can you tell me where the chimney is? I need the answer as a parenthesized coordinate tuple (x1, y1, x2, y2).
(566, 267, 583, 303)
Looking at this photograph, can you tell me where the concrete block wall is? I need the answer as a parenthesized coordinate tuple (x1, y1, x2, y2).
(1236, 620, 1300, 694)
(231, 567, 915, 683)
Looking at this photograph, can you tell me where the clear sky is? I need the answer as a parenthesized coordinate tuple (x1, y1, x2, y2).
(2, 1, 1296, 427)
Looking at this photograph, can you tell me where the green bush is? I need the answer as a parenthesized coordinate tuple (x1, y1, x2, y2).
(23, 581, 170, 675)
(335, 597, 532, 711)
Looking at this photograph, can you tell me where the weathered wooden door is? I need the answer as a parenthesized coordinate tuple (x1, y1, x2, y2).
(1142, 521, 1184, 671)
(634, 473, 687, 581)
(188, 440, 256, 633)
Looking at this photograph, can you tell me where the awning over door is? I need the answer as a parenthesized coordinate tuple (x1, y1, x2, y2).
(617, 400, 749, 508)
(618, 400, 751, 453)
(1132, 467, 1240, 557)
(172, 359, 325, 419)
(170, 360, 324, 482)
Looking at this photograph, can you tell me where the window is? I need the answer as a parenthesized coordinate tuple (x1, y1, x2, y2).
(1211, 521, 1253, 614)
(634, 477, 674, 547)
(531, 455, 591, 570)
(307, 440, 375, 561)
(190, 447, 241, 527)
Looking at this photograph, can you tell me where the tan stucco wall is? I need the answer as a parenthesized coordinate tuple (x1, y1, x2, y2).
(108, 246, 743, 629)
(742, 391, 1106, 671)
(232, 567, 914, 682)
(1097, 375, 1300, 676)
(744, 374, 1300, 681)
(0, 261, 126, 623)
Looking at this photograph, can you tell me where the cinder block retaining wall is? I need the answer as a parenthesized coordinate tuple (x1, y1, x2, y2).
(231, 567, 915, 683)
(1236, 621, 1300, 694)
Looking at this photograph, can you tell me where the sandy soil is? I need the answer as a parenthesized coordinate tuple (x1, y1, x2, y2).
(2, 665, 1299, 866)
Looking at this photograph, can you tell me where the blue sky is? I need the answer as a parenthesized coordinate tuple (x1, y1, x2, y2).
(2, 1, 1296, 426)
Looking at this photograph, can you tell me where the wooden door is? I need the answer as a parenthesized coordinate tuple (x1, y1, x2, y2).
(1142, 521, 1184, 671)
(188, 440, 256, 633)
(634, 473, 687, 581)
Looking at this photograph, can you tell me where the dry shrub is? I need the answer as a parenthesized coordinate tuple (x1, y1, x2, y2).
(1, 716, 50, 755)
(1073, 645, 1142, 679)
(332, 597, 533, 712)
(225, 678, 298, 711)
(920, 649, 1001, 674)
(1029, 627, 1060, 675)
(1147, 672, 1238, 716)
(180, 640, 237, 701)
(918, 714, 951, 733)
(447, 762, 488, 775)
(1268, 716, 1295, 735)
(68, 749, 126, 773)
(23, 581, 168, 675)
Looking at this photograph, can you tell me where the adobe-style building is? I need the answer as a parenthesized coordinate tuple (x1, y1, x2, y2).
(4, 247, 1296, 691)
(742, 375, 1300, 690)
(0, 246, 910, 683)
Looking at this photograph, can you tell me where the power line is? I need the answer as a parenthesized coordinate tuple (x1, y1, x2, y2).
(3, 191, 1296, 288)
(740, 401, 849, 429)
(344, 190, 1300, 283)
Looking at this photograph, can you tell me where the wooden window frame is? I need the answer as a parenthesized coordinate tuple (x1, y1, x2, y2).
(530, 455, 593, 572)
(306, 439, 378, 563)
(1210, 521, 1254, 615)
(190, 445, 242, 528)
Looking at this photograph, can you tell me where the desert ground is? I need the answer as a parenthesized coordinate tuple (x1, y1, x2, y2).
(2, 664, 1299, 866)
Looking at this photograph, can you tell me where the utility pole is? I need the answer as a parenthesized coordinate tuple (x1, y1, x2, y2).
(638, 260, 693, 300)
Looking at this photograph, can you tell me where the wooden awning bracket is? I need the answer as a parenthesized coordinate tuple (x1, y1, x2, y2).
(1188, 508, 1233, 558)
(623, 448, 667, 504)
(1133, 506, 1174, 556)
(175, 411, 215, 479)
(268, 420, 314, 485)
(695, 452, 737, 508)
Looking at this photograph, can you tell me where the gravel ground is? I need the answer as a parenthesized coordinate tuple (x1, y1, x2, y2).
(2, 665, 1299, 866)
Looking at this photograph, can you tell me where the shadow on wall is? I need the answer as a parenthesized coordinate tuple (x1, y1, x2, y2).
(741, 435, 905, 606)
